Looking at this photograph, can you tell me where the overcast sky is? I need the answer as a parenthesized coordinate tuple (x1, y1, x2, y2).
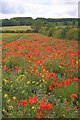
(0, 0, 79, 19)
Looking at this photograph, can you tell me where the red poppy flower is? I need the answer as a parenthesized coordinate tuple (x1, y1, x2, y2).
(7, 68, 11, 73)
(3, 65, 7, 71)
(29, 97, 37, 104)
(70, 94, 77, 99)
(70, 74, 73, 79)
(22, 100, 28, 106)
(15, 66, 19, 72)
(56, 77, 58, 81)
(46, 104, 53, 110)
(53, 73, 57, 78)
(49, 85, 53, 91)
(36, 112, 44, 119)
(66, 107, 70, 111)
(17, 100, 22, 106)
(39, 101, 46, 109)
(26, 66, 30, 70)
(76, 83, 78, 87)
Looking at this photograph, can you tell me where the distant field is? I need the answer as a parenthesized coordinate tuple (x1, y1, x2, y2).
(0, 26, 31, 31)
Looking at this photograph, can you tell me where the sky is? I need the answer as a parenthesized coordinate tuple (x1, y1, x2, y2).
(0, 0, 79, 19)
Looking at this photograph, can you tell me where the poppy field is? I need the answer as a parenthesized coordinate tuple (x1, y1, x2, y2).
(2, 33, 79, 119)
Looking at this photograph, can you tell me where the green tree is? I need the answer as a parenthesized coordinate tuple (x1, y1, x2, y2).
(9, 19, 20, 26)
(32, 19, 44, 32)
(2, 19, 10, 26)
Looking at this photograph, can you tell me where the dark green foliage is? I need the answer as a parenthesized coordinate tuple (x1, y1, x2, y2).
(53, 26, 68, 39)
(1, 17, 79, 27)
(66, 27, 78, 40)
(32, 19, 44, 32)
(39, 25, 78, 40)
(48, 27, 55, 37)
(0, 29, 32, 33)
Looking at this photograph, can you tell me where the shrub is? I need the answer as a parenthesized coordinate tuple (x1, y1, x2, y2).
(66, 28, 78, 40)
(48, 27, 55, 37)
(53, 26, 68, 39)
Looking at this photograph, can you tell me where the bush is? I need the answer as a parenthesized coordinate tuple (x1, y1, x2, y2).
(26, 29, 32, 33)
(31, 29, 38, 33)
(48, 27, 55, 37)
(39, 25, 78, 41)
(66, 27, 78, 40)
(39, 27, 48, 35)
(1, 29, 32, 33)
(53, 26, 69, 39)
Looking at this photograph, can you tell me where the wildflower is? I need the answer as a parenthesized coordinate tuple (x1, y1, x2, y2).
(27, 81, 30, 84)
(46, 104, 53, 110)
(4, 94, 8, 99)
(39, 101, 46, 110)
(70, 94, 77, 99)
(36, 112, 44, 119)
(59, 66, 62, 68)
(70, 74, 73, 79)
(22, 90, 25, 94)
(7, 99, 10, 103)
(15, 66, 19, 72)
(32, 106, 35, 109)
(37, 60, 43, 65)
(26, 66, 30, 70)
(49, 85, 53, 91)
(3, 79, 8, 85)
(3, 65, 7, 70)
(66, 107, 70, 111)
(9, 106, 13, 110)
(22, 100, 28, 106)
(17, 100, 22, 106)
(36, 82, 39, 85)
(13, 96, 17, 100)
(76, 83, 78, 87)
(29, 97, 37, 104)
(56, 77, 58, 81)
(53, 73, 57, 78)
(2, 109, 6, 113)
(7, 69, 11, 73)
(32, 81, 35, 84)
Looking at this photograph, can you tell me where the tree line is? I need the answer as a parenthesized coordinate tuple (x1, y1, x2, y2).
(0, 17, 78, 27)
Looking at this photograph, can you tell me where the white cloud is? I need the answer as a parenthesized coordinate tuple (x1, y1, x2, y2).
(0, 0, 79, 19)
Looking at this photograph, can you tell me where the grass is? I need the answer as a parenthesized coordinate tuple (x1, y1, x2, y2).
(2, 33, 29, 43)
